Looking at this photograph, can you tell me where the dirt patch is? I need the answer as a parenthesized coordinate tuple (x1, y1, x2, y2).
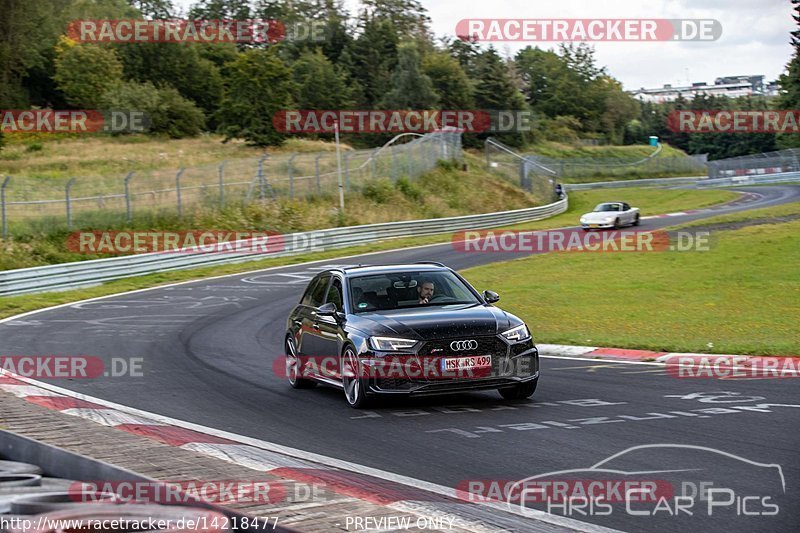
(684, 214, 800, 233)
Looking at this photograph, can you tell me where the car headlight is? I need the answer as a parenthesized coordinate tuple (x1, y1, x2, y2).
(369, 336, 418, 351)
(501, 324, 531, 343)
(580, 217, 587, 223)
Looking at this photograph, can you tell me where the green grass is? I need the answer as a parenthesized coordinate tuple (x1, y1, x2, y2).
(0, 133, 344, 178)
(0, 187, 741, 320)
(461, 204, 800, 356)
(522, 141, 689, 159)
(0, 154, 543, 270)
(675, 201, 800, 229)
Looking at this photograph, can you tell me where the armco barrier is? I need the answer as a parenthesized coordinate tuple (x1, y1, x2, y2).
(0, 198, 568, 297)
(695, 171, 800, 188)
(563, 176, 704, 190)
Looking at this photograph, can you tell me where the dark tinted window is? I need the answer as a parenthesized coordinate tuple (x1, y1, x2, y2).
(349, 270, 479, 313)
(301, 275, 330, 307)
(325, 278, 343, 310)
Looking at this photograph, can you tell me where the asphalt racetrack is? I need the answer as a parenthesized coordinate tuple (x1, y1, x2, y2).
(2, 185, 798, 532)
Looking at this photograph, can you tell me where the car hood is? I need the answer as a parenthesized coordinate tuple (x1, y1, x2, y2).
(581, 211, 618, 222)
(348, 304, 516, 340)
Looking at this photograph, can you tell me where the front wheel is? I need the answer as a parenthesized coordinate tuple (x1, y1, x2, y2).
(613, 218, 621, 230)
(633, 214, 640, 226)
(498, 378, 538, 400)
(342, 345, 370, 408)
(286, 336, 316, 389)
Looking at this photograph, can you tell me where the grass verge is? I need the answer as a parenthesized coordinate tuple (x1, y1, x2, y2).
(0, 187, 739, 320)
(460, 201, 800, 356)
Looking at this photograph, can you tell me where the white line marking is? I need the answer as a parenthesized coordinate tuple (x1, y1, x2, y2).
(0, 369, 613, 533)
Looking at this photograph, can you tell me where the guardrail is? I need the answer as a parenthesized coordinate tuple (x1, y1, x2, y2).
(0, 197, 568, 297)
(563, 176, 704, 190)
(695, 171, 800, 188)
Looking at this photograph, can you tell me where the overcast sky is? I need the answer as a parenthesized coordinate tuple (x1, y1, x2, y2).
(173, 0, 796, 90)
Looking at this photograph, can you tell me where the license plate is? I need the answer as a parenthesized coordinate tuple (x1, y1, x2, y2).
(590, 224, 599, 228)
(442, 355, 492, 372)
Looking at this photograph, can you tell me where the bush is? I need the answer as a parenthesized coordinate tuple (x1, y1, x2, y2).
(54, 42, 124, 108)
(101, 82, 205, 138)
(362, 179, 395, 204)
(395, 177, 422, 201)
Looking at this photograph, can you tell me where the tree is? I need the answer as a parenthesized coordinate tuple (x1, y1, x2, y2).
(292, 49, 352, 109)
(217, 49, 294, 146)
(777, 0, 800, 148)
(345, 16, 398, 107)
(102, 81, 206, 138)
(187, 0, 251, 19)
(447, 35, 480, 76)
(382, 42, 437, 109)
(114, 43, 224, 118)
(597, 77, 639, 144)
(0, 0, 72, 108)
(422, 51, 474, 109)
(472, 47, 530, 146)
(127, 0, 174, 17)
(360, 0, 430, 39)
(53, 41, 124, 108)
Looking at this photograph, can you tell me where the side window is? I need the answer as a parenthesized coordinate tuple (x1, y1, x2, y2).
(301, 275, 330, 307)
(623, 203, 630, 211)
(325, 278, 343, 310)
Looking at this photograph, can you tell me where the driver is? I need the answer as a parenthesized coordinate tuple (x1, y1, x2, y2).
(417, 280, 435, 304)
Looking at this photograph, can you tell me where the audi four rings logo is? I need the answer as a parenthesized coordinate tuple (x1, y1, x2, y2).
(450, 340, 478, 351)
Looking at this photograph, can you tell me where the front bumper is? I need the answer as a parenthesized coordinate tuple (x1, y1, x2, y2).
(581, 221, 615, 229)
(361, 335, 539, 396)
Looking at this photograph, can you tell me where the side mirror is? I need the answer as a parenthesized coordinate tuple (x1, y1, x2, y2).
(483, 290, 500, 304)
(317, 302, 338, 316)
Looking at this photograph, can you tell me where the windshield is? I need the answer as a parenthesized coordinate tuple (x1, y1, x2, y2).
(348, 270, 481, 313)
(594, 203, 621, 212)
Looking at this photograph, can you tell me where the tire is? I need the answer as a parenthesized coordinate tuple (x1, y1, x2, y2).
(613, 218, 621, 230)
(341, 345, 370, 408)
(285, 336, 316, 389)
(498, 378, 538, 401)
(633, 214, 640, 226)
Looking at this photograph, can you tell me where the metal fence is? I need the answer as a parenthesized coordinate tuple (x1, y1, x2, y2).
(485, 137, 707, 186)
(0, 131, 462, 238)
(524, 151, 707, 183)
(484, 138, 560, 204)
(0, 196, 568, 296)
(707, 148, 800, 179)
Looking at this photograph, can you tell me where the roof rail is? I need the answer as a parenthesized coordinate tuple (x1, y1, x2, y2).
(340, 264, 371, 270)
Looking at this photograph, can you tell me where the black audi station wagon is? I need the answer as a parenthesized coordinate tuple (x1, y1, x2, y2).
(283, 262, 539, 408)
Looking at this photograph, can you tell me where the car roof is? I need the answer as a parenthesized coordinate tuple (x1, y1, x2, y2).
(326, 264, 450, 277)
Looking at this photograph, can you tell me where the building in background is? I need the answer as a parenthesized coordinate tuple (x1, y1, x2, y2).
(630, 75, 776, 103)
